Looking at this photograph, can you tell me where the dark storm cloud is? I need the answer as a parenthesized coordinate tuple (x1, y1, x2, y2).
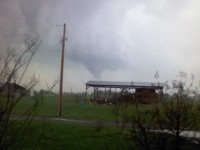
(0, 0, 112, 78)
(1, 0, 200, 91)
(0, 0, 148, 77)
(19, 1, 43, 32)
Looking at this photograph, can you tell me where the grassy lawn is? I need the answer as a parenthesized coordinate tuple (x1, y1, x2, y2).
(11, 96, 156, 122)
(9, 121, 200, 150)
(2, 95, 200, 129)
(2, 96, 200, 149)
(19, 121, 133, 150)
(11, 96, 115, 121)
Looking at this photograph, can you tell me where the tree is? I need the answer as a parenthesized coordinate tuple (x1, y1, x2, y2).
(160, 78, 200, 149)
(130, 72, 200, 150)
(0, 35, 57, 149)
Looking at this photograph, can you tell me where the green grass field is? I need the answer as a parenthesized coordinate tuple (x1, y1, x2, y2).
(16, 121, 133, 150)
(10, 121, 200, 150)
(11, 96, 115, 121)
(3, 96, 135, 149)
(2, 96, 200, 149)
(11, 95, 155, 122)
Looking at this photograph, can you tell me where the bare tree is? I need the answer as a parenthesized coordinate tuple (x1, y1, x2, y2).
(112, 91, 132, 132)
(112, 100, 130, 132)
(0, 35, 57, 149)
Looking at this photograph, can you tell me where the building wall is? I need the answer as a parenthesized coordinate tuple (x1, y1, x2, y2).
(0, 84, 26, 97)
(135, 88, 158, 103)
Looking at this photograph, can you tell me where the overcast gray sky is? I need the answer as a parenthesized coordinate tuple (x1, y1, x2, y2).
(0, 0, 200, 92)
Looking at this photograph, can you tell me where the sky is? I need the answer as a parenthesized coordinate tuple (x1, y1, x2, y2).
(0, 0, 200, 92)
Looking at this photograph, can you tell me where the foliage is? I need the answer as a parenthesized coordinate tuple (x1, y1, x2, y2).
(130, 72, 200, 150)
(112, 99, 130, 132)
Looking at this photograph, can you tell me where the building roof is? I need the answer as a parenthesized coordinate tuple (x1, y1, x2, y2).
(0, 82, 26, 91)
(11, 83, 26, 91)
(86, 80, 164, 89)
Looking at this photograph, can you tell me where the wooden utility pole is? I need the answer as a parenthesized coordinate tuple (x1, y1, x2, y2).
(59, 23, 66, 116)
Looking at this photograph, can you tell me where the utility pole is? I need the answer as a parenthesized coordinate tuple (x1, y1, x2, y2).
(59, 23, 66, 116)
